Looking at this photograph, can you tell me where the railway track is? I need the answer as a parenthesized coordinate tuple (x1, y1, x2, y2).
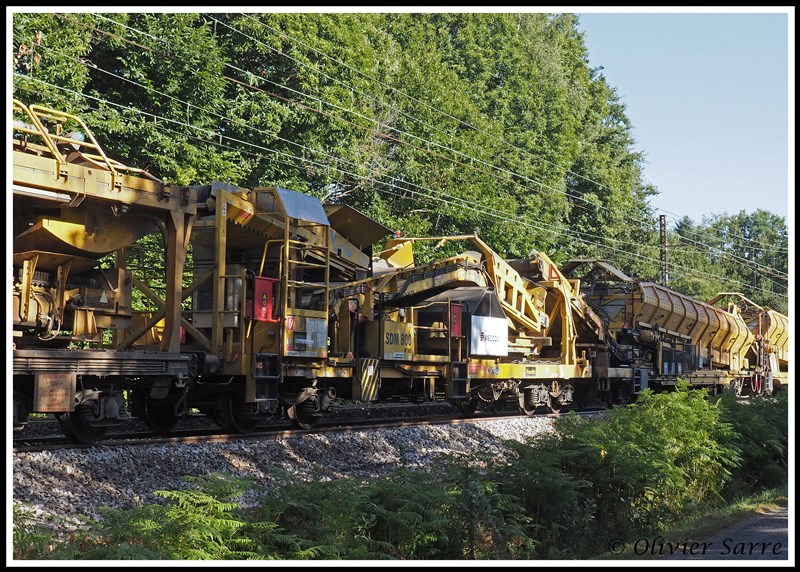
(13, 408, 603, 453)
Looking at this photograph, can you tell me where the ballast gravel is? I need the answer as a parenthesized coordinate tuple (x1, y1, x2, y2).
(12, 411, 556, 538)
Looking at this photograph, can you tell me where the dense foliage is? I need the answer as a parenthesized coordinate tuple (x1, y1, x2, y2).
(715, 391, 790, 498)
(12, 11, 787, 309)
(13, 388, 788, 560)
(668, 211, 789, 313)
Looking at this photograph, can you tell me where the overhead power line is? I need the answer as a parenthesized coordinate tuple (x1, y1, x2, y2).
(57, 13, 781, 265)
(13, 74, 788, 302)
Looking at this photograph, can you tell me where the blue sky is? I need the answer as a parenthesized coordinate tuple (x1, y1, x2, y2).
(575, 9, 792, 225)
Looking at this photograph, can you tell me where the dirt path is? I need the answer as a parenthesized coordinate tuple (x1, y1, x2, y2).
(663, 500, 790, 561)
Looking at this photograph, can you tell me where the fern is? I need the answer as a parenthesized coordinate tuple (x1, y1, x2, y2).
(13, 390, 785, 560)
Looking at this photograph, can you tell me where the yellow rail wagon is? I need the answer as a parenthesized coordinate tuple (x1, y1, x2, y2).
(12, 100, 389, 439)
(13, 102, 789, 443)
(562, 260, 784, 399)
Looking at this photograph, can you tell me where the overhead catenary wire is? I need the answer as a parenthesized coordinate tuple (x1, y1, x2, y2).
(13, 77, 787, 300)
(45, 15, 787, 266)
(14, 73, 787, 302)
(665, 233, 788, 280)
(212, 14, 794, 260)
(15, 19, 790, 292)
(233, 14, 792, 258)
(31, 14, 789, 267)
(24, 17, 784, 265)
(20, 40, 653, 254)
(656, 205, 789, 253)
(13, 18, 789, 298)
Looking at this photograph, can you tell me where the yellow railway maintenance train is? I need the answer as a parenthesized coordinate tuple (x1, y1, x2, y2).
(11, 101, 790, 443)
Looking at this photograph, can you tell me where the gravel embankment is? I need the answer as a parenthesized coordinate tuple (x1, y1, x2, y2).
(13, 410, 556, 538)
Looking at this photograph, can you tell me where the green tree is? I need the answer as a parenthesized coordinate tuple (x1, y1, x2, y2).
(669, 211, 788, 312)
(11, 11, 685, 272)
(12, 13, 94, 111)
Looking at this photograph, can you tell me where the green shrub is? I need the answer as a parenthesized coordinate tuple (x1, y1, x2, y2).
(496, 382, 742, 557)
(253, 468, 394, 559)
(715, 391, 789, 499)
(13, 503, 57, 560)
(14, 385, 787, 560)
(490, 442, 594, 558)
(74, 473, 268, 559)
(256, 456, 534, 559)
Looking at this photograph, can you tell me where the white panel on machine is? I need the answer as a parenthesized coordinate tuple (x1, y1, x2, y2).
(470, 316, 508, 356)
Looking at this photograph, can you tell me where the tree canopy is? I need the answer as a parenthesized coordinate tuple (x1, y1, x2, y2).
(12, 11, 788, 311)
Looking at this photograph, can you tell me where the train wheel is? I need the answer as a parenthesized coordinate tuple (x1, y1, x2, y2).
(457, 396, 479, 417)
(219, 394, 260, 434)
(489, 400, 507, 415)
(56, 411, 108, 444)
(287, 400, 319, 430)
(546, 380, 564, 414)
(143, 401, 178, 435)
(546, 396, 563, 414)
